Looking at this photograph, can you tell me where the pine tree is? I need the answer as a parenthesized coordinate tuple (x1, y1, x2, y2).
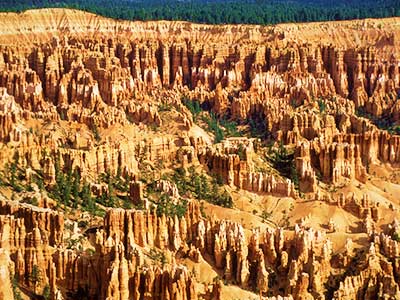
(81, 180, 95, 212)
(72, 168, 81, 206)
(29, 265, 42, 292)
(63, 168, 72, 206)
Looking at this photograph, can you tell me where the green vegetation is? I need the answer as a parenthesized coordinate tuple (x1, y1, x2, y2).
(237, 143, 246, 160)
(158, 102, 173, 112)
(49, 152, 134, 214)
(172, 166, 233, 208)
(98, 171, 133, 209)
(202, 113, 243, 143)
(219, 118, 241, 138)
(147, 166, 233, 210)
(98, 173, 117, 207)
(86, 248, 96, 256)
(248, 116, 268, 139)
(182, 98, 241, 143)
(183, 98, 202, 121)
(1, 0, 399, 25)
(6, 152, 24, 192)
(25, 196, 39, 206)
(146, 183, 187, 218)
(0, 147, 136, 217)
(148, 248, 167, 266)
(203, 113, 225, 143)
(1, 150, 44, 194)
(11, 274, 22, 300)
(260, 209, 272, 222)
(318, 98, 327, 113)
(290, 98, 301, 109)
(51, 154, 100, 213)
(29, 265, 42, 288)
(66, 235, 85, 250)
(200, 201, 206, 218)
(356, 107, 400, 135)
(270, 142, 299, 190)
(43, 284, 51, 300)
(6, 145, 233, 214)
(90, 123, 101, 143)
(156, 194, 187, 218)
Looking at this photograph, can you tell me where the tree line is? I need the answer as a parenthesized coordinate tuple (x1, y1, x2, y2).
(0, 0, 399, 25)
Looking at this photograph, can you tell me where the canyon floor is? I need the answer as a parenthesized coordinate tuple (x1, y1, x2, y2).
(0, 8, 400, 300)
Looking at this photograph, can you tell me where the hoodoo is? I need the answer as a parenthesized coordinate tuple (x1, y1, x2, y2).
(0, 8, 400, 300)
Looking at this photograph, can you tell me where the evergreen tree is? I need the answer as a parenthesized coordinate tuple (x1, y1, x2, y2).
(72, 168, 81, 206)
(29, 265, 42, 290)
(9, 152, 19, 189)
(271, 142, 300, 190)
(0, 0, 399, 25)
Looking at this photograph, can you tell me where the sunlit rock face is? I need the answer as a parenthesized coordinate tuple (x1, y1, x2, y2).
(0, 8, 400, 300)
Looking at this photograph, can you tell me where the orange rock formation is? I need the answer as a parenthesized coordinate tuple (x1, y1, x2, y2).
(0, 8, 400, 300)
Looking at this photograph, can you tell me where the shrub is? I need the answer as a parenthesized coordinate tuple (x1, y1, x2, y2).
(156, 194, 188, 218)
(200, 202, 206, 218)
(78, 220, 88, 228)
(29, 197, 39, 206)
(261, 210, 272, 221)
(148, 248, 167, 266)
(212, 188, 233, 208)
(237, 143, 246, 160)
(318, 98, 327, 113)
(29, 265, 42, 287)
(168, 167, 233, 208)
(11, 274, 22, 300)
(270, 142, 299, 190)
(90, 123, 101, 142)
(203, 113, 225, 143)
(43, 284, 51, 300)
(183, 98, 202, 121)
(248, 116, 268, 139)
(220, 118, 241, 137)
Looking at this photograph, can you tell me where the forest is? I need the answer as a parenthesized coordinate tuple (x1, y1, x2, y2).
(0, 0, 399, 25)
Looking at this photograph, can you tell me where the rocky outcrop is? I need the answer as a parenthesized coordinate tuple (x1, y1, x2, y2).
(0, 198, 203, 300)
(332, 243, 400, 300)
(0, 249, 14, 300)
(0, 199, 64, 246)
(336, 193, 379, 222)
(0, 184, 400, 300)
(0, 10, 399, 191)
(198, 139, 296, 197)
(101, 204, 335, 299)
(1, 8, 400, 300)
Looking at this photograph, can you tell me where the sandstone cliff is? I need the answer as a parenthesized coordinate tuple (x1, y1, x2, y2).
(0, 8, 400, 300)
